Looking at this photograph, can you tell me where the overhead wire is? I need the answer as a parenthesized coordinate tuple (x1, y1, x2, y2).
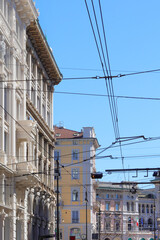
(88, 0, 125, 174)
(3, 85, 160, 102)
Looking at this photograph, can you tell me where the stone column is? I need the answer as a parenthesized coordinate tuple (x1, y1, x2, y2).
(35, 64, 37, 109)
(51, 88, 54, 129)
(28, 53, 32, 99)
(0, 210, 8, 240)
(24, 190, 29, 240)
(11, 47, 17, 167)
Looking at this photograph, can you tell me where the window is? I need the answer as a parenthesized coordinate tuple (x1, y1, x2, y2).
(116, 194, 119, 199)
(42, 104, 45, 119)
(37, 96, 40, 112)
(139, 204, 141, 213)
(4, 87, 8, 120)
(146, 204, 149, 213)
(72, 149, 79, 160)
(31, 87, 35, 104)
(72, 190, 79, 201)
(106, 203, 109, 211)
(72, 211, 79, 223)
(151, 204, 153, 214)
(115, 203, 119, 211)
(4, 179, 7, 204)
(131, 202, 134, 212)
(106, 194, 109, 199)
(4, 0, 10, 23)
(73, 140, 78, 145)
(142, 204, 145, 213)
(127, 202, 130, 212)
(72, 169, 79, 179)
(4, 131, 8, 153)
(4, 43, 9, 68)
(139, 218, 144, 230)
(16, 100, 20, 120)
(115, 221, 120, 231)
(105, 221, 110, 230)
(148, 218, 153, 230)
(47, 112, 50, 126)
(128, 217, 132, 231)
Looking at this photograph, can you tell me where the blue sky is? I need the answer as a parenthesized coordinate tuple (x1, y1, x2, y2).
(36, 0, 160, 185)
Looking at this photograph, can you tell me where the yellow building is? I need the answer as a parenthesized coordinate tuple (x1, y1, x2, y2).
(54, 126, 99, 240)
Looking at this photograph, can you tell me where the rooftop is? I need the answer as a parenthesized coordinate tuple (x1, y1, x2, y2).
(54, 126, 83, 139)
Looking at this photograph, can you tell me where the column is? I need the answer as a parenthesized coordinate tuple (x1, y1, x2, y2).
(28, 53, 32, 99)
(0, 210, 8, 240)
(35, 64, 37, 109)
(12, 192, 17, 240)
(11, 48, 17, 165)
(24, 190, 29, 240)
(51, 88, 54, 129)
(1, 80, 4, 155)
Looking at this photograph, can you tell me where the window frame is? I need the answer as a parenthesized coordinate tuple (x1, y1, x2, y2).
(72, 168, 79, 180)
(72, 149, 79, 161)
(72, 211, 79, 223)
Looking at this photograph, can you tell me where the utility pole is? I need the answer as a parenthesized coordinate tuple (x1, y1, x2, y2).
(85, 191, 88, 240)
(56, 157, 60, 240)
(98, 207, 101, 240)
(154, 196, 156, 240)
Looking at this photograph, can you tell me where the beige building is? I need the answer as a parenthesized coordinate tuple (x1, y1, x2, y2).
(0, 0, 62, 239)
(54, 126, 99, 240)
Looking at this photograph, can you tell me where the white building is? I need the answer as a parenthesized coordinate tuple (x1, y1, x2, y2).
(96, 182, 157, 240)
(0, 0, 62, 239)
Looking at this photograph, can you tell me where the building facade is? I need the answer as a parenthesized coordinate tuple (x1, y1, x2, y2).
(0, 1, 62, 239)
(54, 126, 99, 240)
(96, 182, 158, 240)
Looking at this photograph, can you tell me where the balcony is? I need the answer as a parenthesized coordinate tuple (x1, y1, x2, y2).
(16, 160, 37, 172)
(15, 170, 40, 188)
(72, 219, 79, 223)
(16, 120, 36, 143)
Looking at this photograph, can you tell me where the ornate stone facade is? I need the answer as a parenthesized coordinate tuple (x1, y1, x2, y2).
(0, 1, 62, 239)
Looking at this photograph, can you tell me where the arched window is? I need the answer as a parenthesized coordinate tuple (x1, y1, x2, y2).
(127, 202, 130, 211)
(148, 218, 153, 230)
(105, 238, 110, 240)
(72, 190, 78, 201)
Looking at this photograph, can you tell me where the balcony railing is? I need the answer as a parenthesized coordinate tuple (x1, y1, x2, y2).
(72, 219, 79, 223)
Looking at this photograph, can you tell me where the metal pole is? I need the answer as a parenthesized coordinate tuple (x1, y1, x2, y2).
(56, 159, 60, 240)
(85, 191, 88, 240)
(98, 207, 101, 240)
(154, 197, 156, 240)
